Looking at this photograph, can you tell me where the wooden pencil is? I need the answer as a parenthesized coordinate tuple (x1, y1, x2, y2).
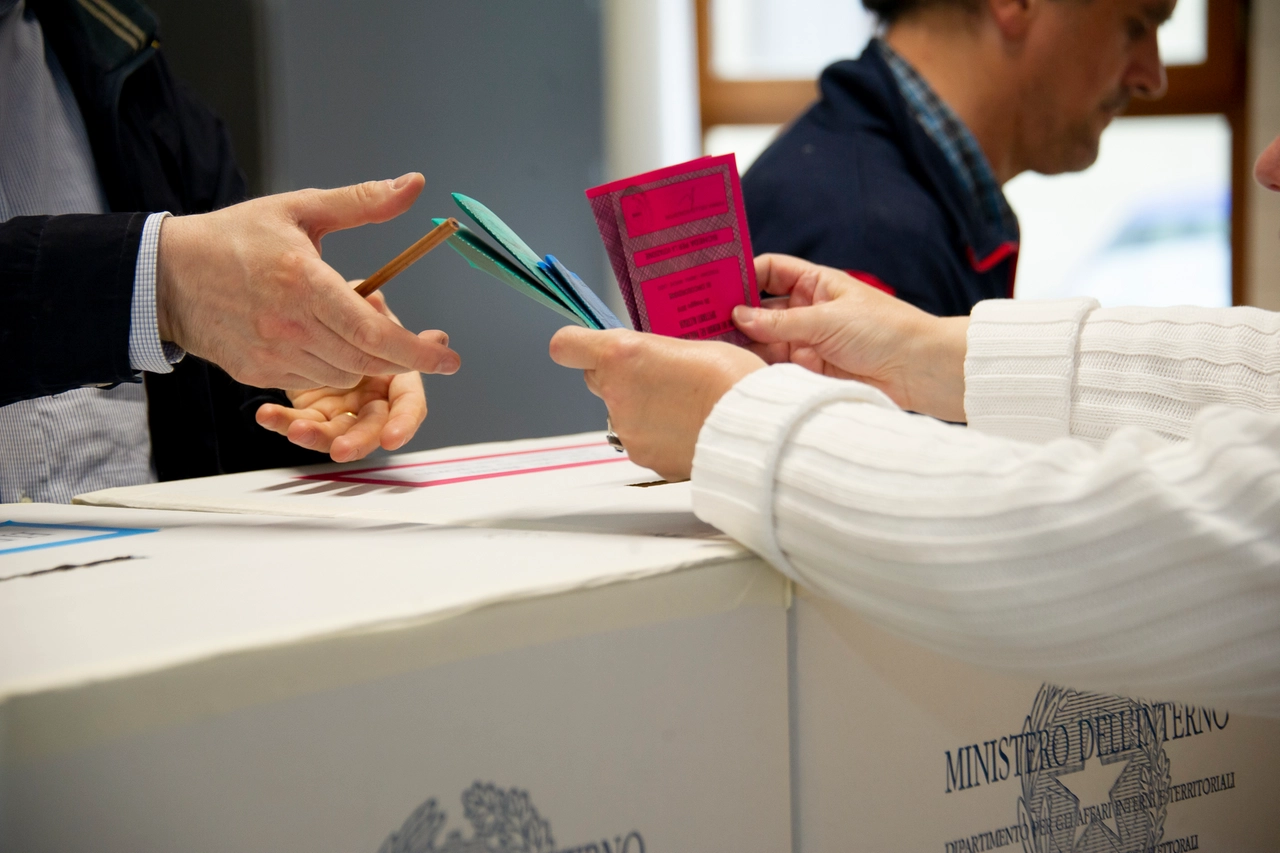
(354, 217, 460, 297)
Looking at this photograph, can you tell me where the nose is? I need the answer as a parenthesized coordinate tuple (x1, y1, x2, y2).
(1255, 135, 1280, 192)
(1127, 29, 1168, 100)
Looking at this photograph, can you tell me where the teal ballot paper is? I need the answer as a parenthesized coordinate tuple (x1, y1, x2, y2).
(436, 194, 623, 331)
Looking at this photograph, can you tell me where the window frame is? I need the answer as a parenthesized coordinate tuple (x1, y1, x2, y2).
(695, 0, 1251, 304)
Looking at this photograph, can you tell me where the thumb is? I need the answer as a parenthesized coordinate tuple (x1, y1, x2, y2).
(732, 303, 822, 346)
(550, 326, 618, 370)
(290, 173, 426, 237)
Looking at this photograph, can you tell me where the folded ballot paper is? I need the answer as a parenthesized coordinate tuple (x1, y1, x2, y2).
(434, 194, 623, 331)
(587, 153, 760, 345)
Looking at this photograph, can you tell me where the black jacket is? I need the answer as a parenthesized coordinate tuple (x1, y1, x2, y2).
(0, 0, 323, 480)
(742, 44, 1017, 317)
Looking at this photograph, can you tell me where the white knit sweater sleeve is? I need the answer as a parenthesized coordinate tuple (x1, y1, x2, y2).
(966, 298, 1280, 443)
(690, 299, 1280, 717)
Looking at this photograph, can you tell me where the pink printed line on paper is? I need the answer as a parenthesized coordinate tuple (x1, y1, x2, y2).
(297, 442, 629, 489)
(635, 227, 736, 267)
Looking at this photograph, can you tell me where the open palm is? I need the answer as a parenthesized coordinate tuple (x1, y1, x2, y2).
(255, 291, 439, 462)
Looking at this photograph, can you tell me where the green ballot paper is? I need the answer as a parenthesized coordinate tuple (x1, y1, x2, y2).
(437, 195, 623, 331)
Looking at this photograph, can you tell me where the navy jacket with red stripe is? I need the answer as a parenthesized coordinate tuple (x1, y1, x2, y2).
(742, 45, 1017, 317)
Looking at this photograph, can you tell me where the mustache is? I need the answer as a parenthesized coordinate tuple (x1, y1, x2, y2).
(1101, 88, 1132, 114)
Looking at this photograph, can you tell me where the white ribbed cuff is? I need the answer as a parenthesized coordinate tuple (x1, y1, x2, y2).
(964, 297, 1098, 443)
(128, 212, 185, 373)
(690, 364, 899, 579)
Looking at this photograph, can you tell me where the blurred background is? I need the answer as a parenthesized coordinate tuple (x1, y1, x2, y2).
(698, 0, 1250, 309)
(149, 0, 1279, 452)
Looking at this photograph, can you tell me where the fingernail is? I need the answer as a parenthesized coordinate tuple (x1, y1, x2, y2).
(733, 305, 756, 321)
(437, 355, 460, 375)
(389, 173, 415, 190)
(297, 430, 317, 448)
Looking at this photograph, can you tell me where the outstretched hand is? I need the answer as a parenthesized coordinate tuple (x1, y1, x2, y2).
(255, 292, 430, 463)
(549, 327, 765, 481)
(156, 173, 460, 391)
(734, 254, 969, 422)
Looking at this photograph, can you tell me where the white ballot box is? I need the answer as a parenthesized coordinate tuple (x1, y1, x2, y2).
(71, 433, 1280, 851)
(790, 592, 1280, 852)
(0, 503, 790, 853)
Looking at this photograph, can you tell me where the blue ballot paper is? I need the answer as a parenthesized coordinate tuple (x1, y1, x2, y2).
(541, 255, 623, 330)
(437, 195, 623, 331)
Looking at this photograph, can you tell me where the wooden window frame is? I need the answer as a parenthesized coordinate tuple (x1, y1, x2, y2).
(696, 0, 1251, 304)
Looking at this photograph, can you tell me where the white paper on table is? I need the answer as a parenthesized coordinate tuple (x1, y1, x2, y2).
(75, 433, 705, 536)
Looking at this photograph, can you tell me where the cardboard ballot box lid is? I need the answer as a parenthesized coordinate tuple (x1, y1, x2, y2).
(1, 508, 792, 853)
(74, 432, 699, 534)
(0, 503, 765, 707)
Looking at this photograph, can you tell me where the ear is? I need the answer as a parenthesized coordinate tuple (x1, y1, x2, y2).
(987, 0, 1035, 41)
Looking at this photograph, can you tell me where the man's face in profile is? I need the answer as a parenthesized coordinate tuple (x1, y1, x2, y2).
(1017, 0, 1174, 175)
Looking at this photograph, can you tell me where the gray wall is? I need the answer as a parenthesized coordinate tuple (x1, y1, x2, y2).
(160, 1, 610, 454)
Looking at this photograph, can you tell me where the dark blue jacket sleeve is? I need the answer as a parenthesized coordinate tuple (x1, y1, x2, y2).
(0, 211, 146, 406)
(744, 127, 972, 317)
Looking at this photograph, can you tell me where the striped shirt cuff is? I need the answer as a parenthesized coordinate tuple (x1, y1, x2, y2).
(128, 211, 185, 374)
(963, 297, 1097, 443)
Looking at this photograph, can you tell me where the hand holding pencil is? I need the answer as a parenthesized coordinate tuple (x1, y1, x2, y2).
(248, 183, 464, 463)
(157, 173, 459, 391)
(354, 216, 459, 297)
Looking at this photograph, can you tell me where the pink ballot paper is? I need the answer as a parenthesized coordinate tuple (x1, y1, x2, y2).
(586, 154, 759, 344)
